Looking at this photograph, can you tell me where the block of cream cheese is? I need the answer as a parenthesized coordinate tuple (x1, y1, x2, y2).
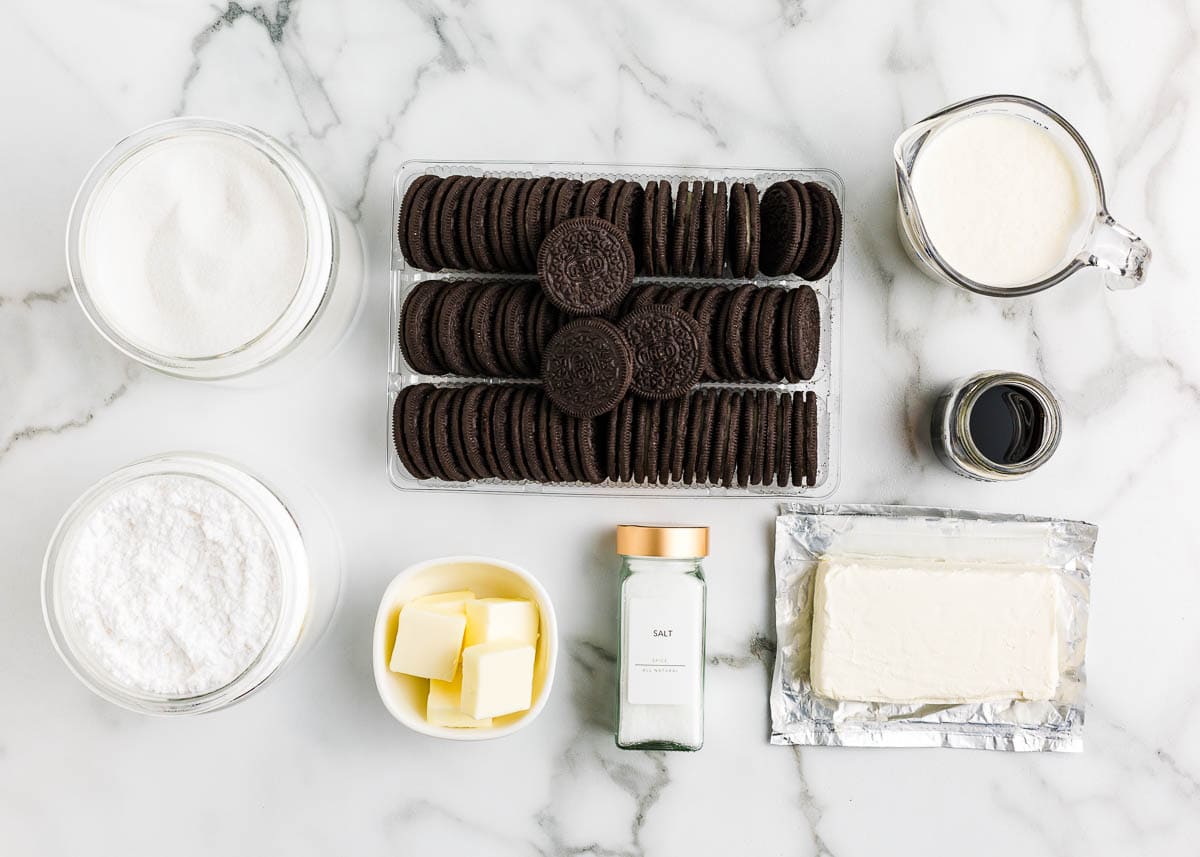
(389, 602, 467, 681)
(809, 556, 1060, 704)
(461, 640, 536, 719)
(427, 674, 493, 728)
(463, 597, 539, 648)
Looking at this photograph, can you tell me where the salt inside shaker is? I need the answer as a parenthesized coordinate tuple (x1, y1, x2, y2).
(616, 524, 708, 751)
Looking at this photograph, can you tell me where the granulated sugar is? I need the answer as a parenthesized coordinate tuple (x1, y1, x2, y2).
(62, 474, 282, 697)
(81, 131, 307, 358)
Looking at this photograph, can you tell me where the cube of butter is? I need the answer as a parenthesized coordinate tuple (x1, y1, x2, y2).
(427, 674, 493, 729)
(388, 603, 467, 681)
(464, 597, 539, 648)
(460, 640, 536, 719)
(410, 590, 476, 614)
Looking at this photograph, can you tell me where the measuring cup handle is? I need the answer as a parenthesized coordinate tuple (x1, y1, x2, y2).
(1085, 215, 1151, 290)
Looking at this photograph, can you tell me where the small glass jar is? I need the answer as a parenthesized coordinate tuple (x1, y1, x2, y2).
(66, 117, 365, 383)
(616, 525, 708, 751)
(41, 452, 341, 715)
(931, 371, 1062, 481)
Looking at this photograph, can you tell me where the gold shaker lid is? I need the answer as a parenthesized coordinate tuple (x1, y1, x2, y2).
(616, 524, 709, 558)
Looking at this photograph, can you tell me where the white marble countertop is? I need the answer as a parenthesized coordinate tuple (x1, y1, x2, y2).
(3, 1, 1198, 854)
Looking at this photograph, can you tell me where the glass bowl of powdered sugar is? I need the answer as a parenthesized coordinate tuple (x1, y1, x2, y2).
(42, 452, 341, 715)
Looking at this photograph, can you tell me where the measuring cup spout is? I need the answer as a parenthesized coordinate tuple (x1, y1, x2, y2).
(1084, 215, 1150, 290)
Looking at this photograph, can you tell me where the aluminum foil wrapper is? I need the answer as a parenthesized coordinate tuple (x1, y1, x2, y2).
(770, 504, 1097, 752)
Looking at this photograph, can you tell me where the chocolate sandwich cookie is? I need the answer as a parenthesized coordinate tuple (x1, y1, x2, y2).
(475, 386, 502, 477)
(789, 284, 820, 381)
(430, 388, 469, 481)
(437, 176, 471, 271)
(601, 179, 626, 223)
(537, 216, 635, 317)
(707, 390, 733, 485)
(722, 392, 744, 487)
(457, 385, 490, 480)
(790, 389, 806, 489)
(753, 287, 783, 381)
(576, 417, 605, 483)
(488, 386, 520, 481)
(615, 395, 635, 483)
(652, 180, 672, 276)
(554, 180, 582, 230)
(727, 182, 750, 278)
(722, 284, 755, 380)
(605, 402, 622, 482)
(549, 400, 576, 480)
(610, 181, 642, 267)
(443, 388, 476, 479)
(656, 398, 677, 482)
(774, 391, 793, 487)
(803, 390, 818, 487)
(455, 178, 482, 271)
(760, 390, 778, 485)
(521, 177, 553, 269)
(683, 180, 704, 277)
(543, 178, 568, 242)
(758, 180, 804, 276)
(400, 175, 439, 271)
(412, 384, 442, 481)
(435, 281, 475, 376)
(424, 175, 460, 271)
(620, 305, 706, 399)
(745, 182, 761, 277)
(480, 175, 508, 268)
(542, 317, 633, 418)
(670, 182, 691, 276)
(639, 180, 657, 276)
(399, 280, 443, 375)
(749, 390, 770, 486)
(786, 179, 814, 273)
(631, 399, 653, 484)
(468, 283, 506, 377)
(468, 177, 500, 273)
(798, 182, 842, 281)
(577, 179, 610, 217)
(710, 181, 728, 278)
(668, 393, 691, 483)
(697, 180, 715, 277)
(740, 288, 765, 380)
(393, 385, 428, 479)
(682, 390, 708, 485)
(517, 388, 549, 483)
(495, 178, 523, 272)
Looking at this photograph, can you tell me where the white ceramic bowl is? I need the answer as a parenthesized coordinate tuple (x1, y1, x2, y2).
(372, 555, 558, 740)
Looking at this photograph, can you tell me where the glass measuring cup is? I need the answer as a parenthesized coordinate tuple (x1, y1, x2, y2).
(894, 94, 1150, 297)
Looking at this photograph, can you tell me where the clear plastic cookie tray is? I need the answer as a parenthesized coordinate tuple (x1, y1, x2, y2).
(388, 159, 843, 497)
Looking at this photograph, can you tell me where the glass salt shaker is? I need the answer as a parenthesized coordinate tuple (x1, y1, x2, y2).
(616, 524, 708, 751)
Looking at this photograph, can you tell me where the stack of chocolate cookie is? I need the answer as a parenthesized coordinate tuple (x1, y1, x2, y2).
(399, 280, 563, 378)
(393, 384, 604, 483)
(399, 173, 841, 280)
(618, 282, 819, 382)
(392, 383, 821, 488)
(394, 168, 837, 493)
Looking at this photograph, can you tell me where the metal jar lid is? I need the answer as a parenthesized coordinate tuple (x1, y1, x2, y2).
(616, 525, 709, 558)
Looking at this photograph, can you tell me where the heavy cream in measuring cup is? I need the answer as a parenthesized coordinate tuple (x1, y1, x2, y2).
(910, 113, 1089, 287)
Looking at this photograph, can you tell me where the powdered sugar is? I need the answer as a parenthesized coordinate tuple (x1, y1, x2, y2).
(62, 474, 282, 697)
